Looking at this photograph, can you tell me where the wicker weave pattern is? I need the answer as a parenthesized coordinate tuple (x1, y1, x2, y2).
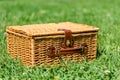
(34, 37, 85, 66)
(7, 22, 99, 37)
(6, 22, 99, 66)
(6, 32, 32, 66)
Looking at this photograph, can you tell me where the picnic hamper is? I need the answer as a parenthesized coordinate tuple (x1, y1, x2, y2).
(6, 22, 99, 66)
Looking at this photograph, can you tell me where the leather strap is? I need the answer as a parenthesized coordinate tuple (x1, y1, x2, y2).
(58, 29, 73, 48)
(46, 29, 87, 58)
(47, 43, 87, 57)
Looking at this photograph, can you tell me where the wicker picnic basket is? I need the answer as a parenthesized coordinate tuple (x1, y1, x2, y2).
(6, 22, 99, 66)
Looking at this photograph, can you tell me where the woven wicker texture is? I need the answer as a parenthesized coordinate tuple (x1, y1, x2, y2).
(7, 22, 99, 37)
(6, 22, 99, 66)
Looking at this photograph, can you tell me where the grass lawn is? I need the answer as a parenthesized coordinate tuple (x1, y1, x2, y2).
(0, 0, 120, 80)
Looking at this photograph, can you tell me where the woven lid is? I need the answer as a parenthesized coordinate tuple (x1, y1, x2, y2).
(7, 22, 99, 37)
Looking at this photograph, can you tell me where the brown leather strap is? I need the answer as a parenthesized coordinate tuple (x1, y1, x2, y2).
(47, 46, 56, 57)
(58, 29, 73, 48)
(47, 43, 87, 57)
(47, 29, 87, 58)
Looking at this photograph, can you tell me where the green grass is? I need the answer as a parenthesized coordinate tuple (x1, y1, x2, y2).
(0, 0, 120, 80)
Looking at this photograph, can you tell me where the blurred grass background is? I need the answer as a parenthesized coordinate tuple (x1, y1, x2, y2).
(0, 0, 120, 80)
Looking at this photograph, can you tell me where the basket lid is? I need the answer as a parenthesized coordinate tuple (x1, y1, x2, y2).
(7, 22, 99, 37)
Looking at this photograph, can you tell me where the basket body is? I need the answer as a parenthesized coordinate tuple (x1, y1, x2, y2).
(6, 22, 99, 66)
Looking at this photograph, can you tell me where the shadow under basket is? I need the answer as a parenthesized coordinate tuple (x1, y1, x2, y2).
(6, 22, 99, 66)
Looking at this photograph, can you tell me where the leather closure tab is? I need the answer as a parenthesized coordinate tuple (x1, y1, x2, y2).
(58, 29, 73, 48)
